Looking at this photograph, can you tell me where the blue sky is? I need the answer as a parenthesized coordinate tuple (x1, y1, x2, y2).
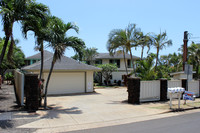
(1, 0, 200, 58)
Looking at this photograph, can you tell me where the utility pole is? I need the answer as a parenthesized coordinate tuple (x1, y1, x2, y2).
(183, 31, 188, 71)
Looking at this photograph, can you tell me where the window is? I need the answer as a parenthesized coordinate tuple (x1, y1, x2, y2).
(32, 60, 37, 64)
(95, 59, 102, 65)
(86, 61, 91, 65)
(25, 60, 30, 66)
(109, 59, 120, 68)
(128, 59, 133, 68)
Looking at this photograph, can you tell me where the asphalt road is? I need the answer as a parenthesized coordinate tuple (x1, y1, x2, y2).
(67, 111, 200, 133)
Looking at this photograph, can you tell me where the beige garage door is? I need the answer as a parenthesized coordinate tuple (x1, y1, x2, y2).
(44, 72, 85, 95)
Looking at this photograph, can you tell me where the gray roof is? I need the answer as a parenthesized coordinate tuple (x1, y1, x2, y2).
(94, 53, 140, 60)
(26, 50, 54, 60)
(23, 51, 101, 71)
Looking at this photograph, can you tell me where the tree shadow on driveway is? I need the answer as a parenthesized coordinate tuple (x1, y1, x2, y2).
(41, 105, 83, 119)
(0, 120, 14, 129)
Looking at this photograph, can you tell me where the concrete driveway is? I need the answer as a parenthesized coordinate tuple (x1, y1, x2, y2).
(2, 85, 200, 133)
(16, 87, 172, 132)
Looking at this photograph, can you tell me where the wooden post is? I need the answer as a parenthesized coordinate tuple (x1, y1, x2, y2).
(183, 31, 188, 71)
(160, 79, 168, 101)
(127, 77, 140, 104)
(25, 74, 39, 112)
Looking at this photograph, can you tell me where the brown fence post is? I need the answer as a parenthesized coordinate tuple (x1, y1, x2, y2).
(127, 77, 140, 104)
(181, 79, 187, 91)
(160, 79, 168, 101)
(25, 73, 39, 112)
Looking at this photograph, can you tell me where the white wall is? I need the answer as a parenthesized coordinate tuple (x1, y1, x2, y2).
(111, 71, 128, 81)
(188, 81, 199, 97)
(102, 59, 109, 64)
(86, 71, 94, 92)
(140, 81, 160, 101)
(168, 80, 182, 88)
(101, 58, 133, 84)
(14, 70, 24, 106)
(102, 59, 133, 71)
(167, 80, 182, 99)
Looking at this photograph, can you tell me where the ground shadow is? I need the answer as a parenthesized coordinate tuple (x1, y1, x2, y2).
(48, 91, 101, 97)
(0, 120, 14, 129)
(0, 95, 9, 101)
(41, 105, 83, 119)
(106, 99, 130, 105)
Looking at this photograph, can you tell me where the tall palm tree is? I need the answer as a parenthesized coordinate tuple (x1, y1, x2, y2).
(43, 16, 85, 108)
(137, 32, 152, 60)
(107, 24, 140, 74)
(107, 31, 128, 75)
(22, 9, 50, 80)
(150, 31, 172, 72)
(0, 0, 48, 67)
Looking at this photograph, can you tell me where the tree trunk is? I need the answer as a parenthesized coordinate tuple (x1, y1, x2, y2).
(141, 45, 144, 60)
(39, 43, 44, 80)
(155, 47, 159, 72)
(44, 55, 56, 109)
(129, 49, 135, 74)
(0, 36, 10, 67)
(123, 49, 128, 75)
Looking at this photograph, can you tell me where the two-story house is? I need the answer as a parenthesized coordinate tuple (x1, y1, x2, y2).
(90, 53, 140, 84)
(24, 50, 53, 66)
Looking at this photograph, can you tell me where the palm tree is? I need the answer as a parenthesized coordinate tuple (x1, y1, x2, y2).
(0, 0, 48, 67)
(22, 9, 50, 81)
(136, 53, 157, 80)
(83, 47, 98, 65)
(107, 24, 140, 74)
(168, 53, 183, 72)
(150, 31, 172, 72)
(43, 16, 85, 108)
(137, 32, 152, 60)
(188, 42, 200, 79)
(107, 32, 128, 75)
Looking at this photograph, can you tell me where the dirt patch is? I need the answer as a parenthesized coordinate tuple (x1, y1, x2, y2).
(0, 84, 21, 112)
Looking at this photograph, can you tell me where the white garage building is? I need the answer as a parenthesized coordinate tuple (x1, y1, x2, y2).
(23, 51, 101, 95)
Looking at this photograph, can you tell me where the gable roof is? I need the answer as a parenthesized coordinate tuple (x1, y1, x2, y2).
(94, 53, 140, 60)
(26, 50, 54, 60)
(23, 51, 101, 71)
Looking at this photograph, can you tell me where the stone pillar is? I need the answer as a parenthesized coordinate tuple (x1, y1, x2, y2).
(25, 74, 39, 112)
(127, 77, 140, 104)
(160, 79, 168, 101)
(182, 79, 187, 91)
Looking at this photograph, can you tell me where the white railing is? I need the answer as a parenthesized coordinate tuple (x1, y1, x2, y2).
(14, 70, 24, 106)
(140, 81, 160, 101)
(188, 81, 199, 97)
